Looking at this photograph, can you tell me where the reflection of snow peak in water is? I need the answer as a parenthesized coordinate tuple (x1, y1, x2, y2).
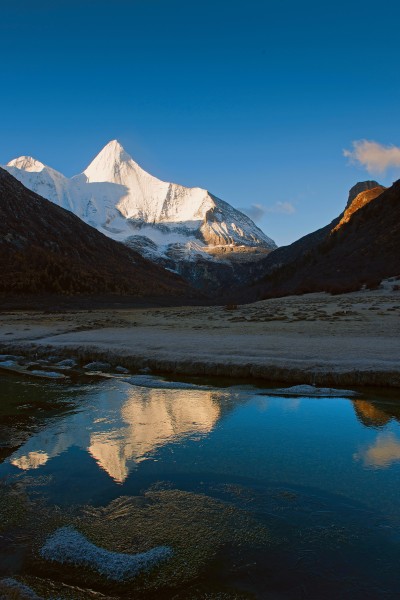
(89, 387, 221, 482)
(11, 450, 49, 470)
(9, 382, 223, 483)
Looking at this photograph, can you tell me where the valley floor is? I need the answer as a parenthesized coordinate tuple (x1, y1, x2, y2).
(1, 289, 400, 387)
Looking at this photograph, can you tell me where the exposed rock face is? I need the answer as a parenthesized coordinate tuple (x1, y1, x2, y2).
(4, 140, 276, 254)
(4, 140, 277, 292)
(165, 248, 271, 293)
(332, 185, 386, 232)
(240, 179, 400, 300)
(346, 180, 381, 208)
(0, 167, 193, 299)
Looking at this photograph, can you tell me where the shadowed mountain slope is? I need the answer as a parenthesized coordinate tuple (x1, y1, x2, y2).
(242, 180, 399, 300)
(0, 168, 193, 300)
(4, 141, 278, 293)
(4, 140, 276, 254)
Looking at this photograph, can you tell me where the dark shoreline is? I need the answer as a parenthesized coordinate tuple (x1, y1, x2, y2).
(2, 341, 400, 390)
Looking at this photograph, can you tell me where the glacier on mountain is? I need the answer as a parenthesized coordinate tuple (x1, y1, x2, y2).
(4, 141, 277, 284)
(5, 140, 275, 249)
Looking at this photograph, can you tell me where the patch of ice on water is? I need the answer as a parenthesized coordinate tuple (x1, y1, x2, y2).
(83, 361, 111, 371)
(263, 384, 358, 397)
(56, 358, 77, 368)
(0, 360, 17, 368)
(30, 370, 65, 379)
(40, 527, 172, 581)
(125, 374, 211, 390)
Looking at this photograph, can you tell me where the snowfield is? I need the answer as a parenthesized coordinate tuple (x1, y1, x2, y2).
(4, 140, 276, 262)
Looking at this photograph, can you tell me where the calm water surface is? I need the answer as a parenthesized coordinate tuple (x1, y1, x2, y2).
(1, 374, 400, 598)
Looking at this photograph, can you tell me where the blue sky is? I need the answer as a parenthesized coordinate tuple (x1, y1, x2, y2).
(1, 0, 400, 245)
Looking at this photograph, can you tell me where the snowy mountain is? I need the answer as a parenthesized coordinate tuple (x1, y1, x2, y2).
(0, 166, 192, 299)
(4, 141, 276, 264)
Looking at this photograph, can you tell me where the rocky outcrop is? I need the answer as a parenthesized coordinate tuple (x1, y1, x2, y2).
(346, 180, 381, 208)
(332, 185, 386, 232)
(240, 179, 400, 300)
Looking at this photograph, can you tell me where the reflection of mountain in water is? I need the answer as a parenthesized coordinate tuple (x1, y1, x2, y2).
(0, 376, 82, 464)
(352, 400, 400, 468)
(89, 387, 222, 482)
(10, 382, 227, 483)
(353, 401, 392, 428)
(352, 400, 400, 429)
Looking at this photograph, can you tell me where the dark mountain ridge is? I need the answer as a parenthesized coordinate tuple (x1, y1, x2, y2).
(243, 179, 400, 300)
(2, 166, 399, 306)
(0, 167, 194, 302)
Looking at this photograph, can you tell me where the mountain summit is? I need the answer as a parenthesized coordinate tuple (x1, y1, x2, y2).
(7, 156, 46, 172)
(83, 140, 136, 184)
(245, 179, 399, 300)
(83, 140, 144, 189)
(4, 141, 276, 261)
(0, 167, 192, 299)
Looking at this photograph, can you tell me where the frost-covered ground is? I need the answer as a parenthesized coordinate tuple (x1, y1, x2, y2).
(1, 289, 400, 387)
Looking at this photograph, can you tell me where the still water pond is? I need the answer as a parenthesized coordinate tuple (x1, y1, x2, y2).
(1, 374, 400, 599)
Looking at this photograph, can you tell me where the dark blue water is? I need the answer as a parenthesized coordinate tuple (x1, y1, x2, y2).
(1, 374, 400, 598)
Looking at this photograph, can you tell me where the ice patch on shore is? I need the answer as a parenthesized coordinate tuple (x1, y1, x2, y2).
(30, 370, 65, 379)
(261, 384, 358, 398)
(125, 374, 211, 391)
(0, 354, 23, 361)
(56, 358, 77, 368)
(83, 361, 111, 371)
(40, 527, 173, 581)
(0, 578, 43, 599)
(0, 360, 17, 368)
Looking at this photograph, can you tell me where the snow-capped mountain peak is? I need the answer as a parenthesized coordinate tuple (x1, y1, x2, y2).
(5, 156, 75, 211)
(3, 141, 277, 276)
(83, 139, 135, 183)
(83, 140, 215, 225)
(7, 156, 46, 172)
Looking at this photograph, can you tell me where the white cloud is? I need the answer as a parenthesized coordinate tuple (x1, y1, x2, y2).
(266, 201, 296, 215)
(241, 203, 266, 221)
(240, 201, 295, 221)
(344, 139, 400, 174)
